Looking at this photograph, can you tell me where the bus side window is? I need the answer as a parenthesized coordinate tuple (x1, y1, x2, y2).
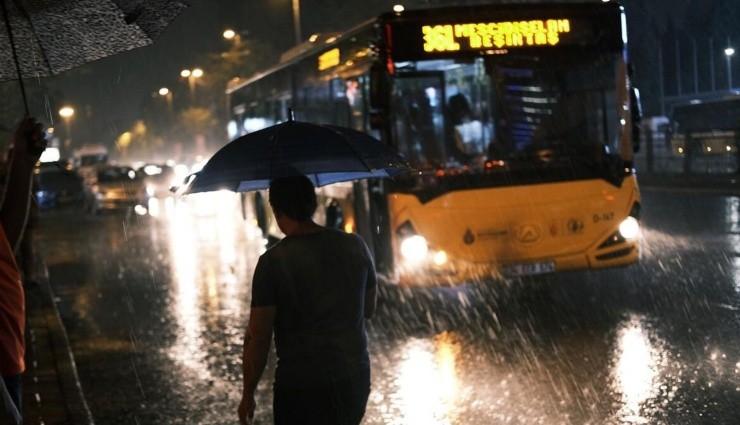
(331, 78, 352, 127)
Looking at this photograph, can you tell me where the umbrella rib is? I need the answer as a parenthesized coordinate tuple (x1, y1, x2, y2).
(268, 123, 282, 184)
(321, 124, 375, 172)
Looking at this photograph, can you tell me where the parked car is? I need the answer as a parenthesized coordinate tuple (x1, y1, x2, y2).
(138, 163, 178, 198)
(83, 165, 149, 214)
(34, 161, 84, 210)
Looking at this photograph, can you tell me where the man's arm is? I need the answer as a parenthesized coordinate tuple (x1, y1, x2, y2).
(364, 284, 377, 319)
(238, 305, 276, 424)
(0, 117, 46, 251)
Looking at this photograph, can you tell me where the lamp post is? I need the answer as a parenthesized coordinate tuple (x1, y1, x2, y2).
(222, 28, 251, 62)
(291, 0, 301, 45)
(58, 106, 75, 149)
(180, 68, 203, 102)
(223, 28, 241, 46)
(725, 46, 735, 90)
(158, 87, 173, 112)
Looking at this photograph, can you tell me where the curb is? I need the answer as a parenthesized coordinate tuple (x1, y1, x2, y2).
(638, 175, 739, 196)
(23, 254, 95, 425)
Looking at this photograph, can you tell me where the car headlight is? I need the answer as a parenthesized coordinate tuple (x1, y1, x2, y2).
(618, 216, 639, 240)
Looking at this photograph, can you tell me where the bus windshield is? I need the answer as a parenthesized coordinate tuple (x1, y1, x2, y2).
(391, 52, 620, 176)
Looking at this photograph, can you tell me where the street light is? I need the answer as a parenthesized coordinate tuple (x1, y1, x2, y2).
(223, 28, 237, 41)
(223, 28, 243, 45)
(180, 68, 204, 101)
(221, 28, 251, 64)
(58, 106, 75, 149)
(158, 87, 173, 112)
(725, 46, 735, 90)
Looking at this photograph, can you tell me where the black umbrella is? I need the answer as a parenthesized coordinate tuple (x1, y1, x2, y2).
(0, 0, 189, 113)
(181, 111, 412, 194)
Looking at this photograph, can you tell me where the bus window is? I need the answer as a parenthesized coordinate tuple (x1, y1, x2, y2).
(345, 78, 365, 132)
(392, 74, 445, 169)
(331, 77, 351, 127)
(446, 92, 486, 160)
(486, 54, 618, 162)
(438, 60, 495, 166)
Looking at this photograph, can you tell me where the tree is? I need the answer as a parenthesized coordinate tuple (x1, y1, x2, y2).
(173, 107, 221, 159)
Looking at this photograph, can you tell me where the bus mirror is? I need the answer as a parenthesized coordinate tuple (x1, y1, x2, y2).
(630, 87, 642, 153)
(370, 62, 390, 109)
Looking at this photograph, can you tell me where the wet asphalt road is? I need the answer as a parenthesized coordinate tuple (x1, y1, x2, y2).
(34, 189, 740, 424)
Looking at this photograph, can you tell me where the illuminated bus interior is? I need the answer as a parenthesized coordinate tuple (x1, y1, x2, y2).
(390, 51, 624, 196)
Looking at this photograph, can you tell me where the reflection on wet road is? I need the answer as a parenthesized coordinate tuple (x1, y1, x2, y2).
(35, 190, 740, 424)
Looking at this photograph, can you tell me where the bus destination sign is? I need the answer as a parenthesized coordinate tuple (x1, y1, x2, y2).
(422, 19, 571, 53)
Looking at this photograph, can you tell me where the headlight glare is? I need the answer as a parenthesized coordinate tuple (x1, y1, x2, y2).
(400, 235, 428, 262)
(432, 251, 447, 266)
(618, 216, 639, 239)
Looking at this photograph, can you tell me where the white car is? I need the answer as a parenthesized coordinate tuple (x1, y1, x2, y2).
(83, 165, 149, 214)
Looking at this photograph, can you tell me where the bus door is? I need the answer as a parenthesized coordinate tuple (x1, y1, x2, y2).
(391, 72, 447, 169)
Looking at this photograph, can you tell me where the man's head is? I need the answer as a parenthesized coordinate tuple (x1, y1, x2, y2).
(269, 175, 317, 223)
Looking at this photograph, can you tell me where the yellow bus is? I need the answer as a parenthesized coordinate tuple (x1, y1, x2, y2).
(226, 2, 643, 284)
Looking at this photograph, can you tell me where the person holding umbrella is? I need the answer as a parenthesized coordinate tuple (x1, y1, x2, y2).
(1, 116, 47, 422)
(238, 174, 378, 425)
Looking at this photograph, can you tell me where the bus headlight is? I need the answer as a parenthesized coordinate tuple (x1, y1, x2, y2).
(618, 216, 640, 240)
(400, 235, 428, 262)
(397, 221, 431, 262)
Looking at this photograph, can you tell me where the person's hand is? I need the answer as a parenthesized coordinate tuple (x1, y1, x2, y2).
(12, 116, 47, 164)
(238, 393, 256, 424)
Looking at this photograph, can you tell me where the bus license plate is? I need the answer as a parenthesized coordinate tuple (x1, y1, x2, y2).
(502, 261, 555, 277)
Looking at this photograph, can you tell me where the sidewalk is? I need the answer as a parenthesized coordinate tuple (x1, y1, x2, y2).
(22, 254, 94, 425)
(638, 172, 740, 195)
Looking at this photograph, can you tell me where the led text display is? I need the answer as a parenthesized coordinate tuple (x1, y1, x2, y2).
(318, 48, 340, 71)
(422, 19, 571, 52)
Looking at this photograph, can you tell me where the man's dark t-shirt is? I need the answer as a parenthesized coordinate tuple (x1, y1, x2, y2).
(250, 228, 377, 390)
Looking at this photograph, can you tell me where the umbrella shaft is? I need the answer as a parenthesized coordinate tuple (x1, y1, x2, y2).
(1, 0, 30, 115)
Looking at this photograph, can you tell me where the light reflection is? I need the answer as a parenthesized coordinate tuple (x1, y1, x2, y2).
(724, 197, 740, 294)
(725, 197, 739, 234)
(163, 193, 239, 379)
(392, 332, 462, 424)
(166, 198, 207, 375)
(164, 191, 254, 378)
(610, 314, 668, 424)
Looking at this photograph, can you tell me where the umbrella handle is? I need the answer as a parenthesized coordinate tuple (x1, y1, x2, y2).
(1, 0, 30, 115)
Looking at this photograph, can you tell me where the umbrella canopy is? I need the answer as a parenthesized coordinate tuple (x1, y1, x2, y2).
(0, 0, 189, 111)
(181, 117, 412, 194)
